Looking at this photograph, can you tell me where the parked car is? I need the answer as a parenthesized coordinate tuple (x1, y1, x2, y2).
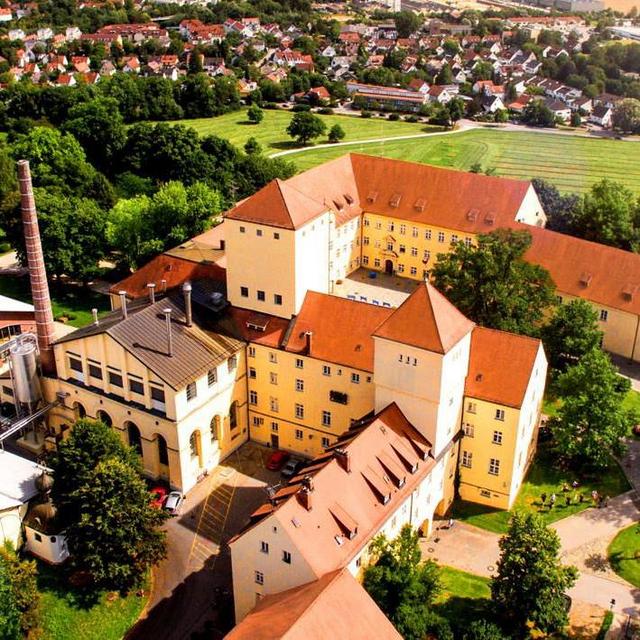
(281, 458, 304, 479)
(266, 450, 290, 471)
(149, 485, 167, 509)
(164, 491, 184, 515)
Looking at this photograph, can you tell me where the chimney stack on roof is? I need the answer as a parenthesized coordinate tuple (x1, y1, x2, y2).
(183, 282, 192, 328)
(119, 291, 128, 319)
(161, 279, 167, 293)
(17, 160, 56, 376)
(305, 331, 313, 355)
(91, 308, 98, 325)
(164, 308, 173, 357)
(334, 448, 351, 473)
(147, 283, 156, 304)
(298, 475, 314, 511)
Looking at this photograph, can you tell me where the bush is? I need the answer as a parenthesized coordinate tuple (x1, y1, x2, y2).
(292, 104, 311, 112)
(263, 102, 279, 109)
(361, 110, 372, 118)
(318, 107, 334, 115)
(405, 115, 419, 123)
(388, 113, 400, 121)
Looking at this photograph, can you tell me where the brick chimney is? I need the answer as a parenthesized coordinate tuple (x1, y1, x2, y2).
(17, 160, 56, 376)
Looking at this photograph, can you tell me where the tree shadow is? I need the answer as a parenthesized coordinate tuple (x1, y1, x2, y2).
(36, 561, 102, 610)
(584, 552, 610, 573)
(268, 139, 308, 151)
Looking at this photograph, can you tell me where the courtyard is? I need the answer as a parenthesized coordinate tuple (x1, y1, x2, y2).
(333, 267, 420, 308)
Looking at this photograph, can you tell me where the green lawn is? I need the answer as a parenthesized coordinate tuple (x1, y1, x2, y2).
(608, 523, 640, 588)
(170, 109, 437, 152)
(38, 563, 148, 640)
(435, 566, 492, 633)
(623, 389, 640, 416)
(287, 129, 640, 195)
(453, 446, 630, 534)
(0, 275, 110, 328)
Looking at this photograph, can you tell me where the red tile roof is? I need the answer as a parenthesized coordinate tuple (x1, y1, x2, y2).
(525, 227, 640, 317)
(224, 569, 402, 640)
(466, 327, 543, 408)
(374, 282, 474, 354)
(284, 291, 393, 372)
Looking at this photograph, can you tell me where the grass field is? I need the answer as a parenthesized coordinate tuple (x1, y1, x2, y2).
(453, 445, 630, 534)
(172, 110, 435, 152)
(287, 129, 640, 195)
(435, 566, 492, 632)
(608, 524, 640, 588)
(0, 276, 110, 328)
(38, 563, 148, 640)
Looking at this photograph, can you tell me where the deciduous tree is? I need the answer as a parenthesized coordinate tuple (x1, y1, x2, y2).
(286, 111, 326, 145)
(492, 512, 577, 637)
(431, 229, 556, 336)
(247, 104, 264, 124)
(550, 349, 636, 470)
(612, 98, 640, 133)
(328, 123, 345, 142)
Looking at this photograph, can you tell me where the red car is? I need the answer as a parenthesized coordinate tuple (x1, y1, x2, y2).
(266, 450, 290, 471)
(150, 486, 168, 509)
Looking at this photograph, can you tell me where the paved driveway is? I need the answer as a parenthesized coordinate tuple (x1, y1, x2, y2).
(425, 492, 640, 617)
(126, 443, 281, 640)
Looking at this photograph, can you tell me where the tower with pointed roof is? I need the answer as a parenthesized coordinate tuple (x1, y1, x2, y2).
(372, 282, 475, 459)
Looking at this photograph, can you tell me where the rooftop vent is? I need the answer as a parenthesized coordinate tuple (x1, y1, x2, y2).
(344, 193, 354, 205)
(623, 283, 637, 300)
(467, 208, 479, 221)
(414, 198, 426, 212)
(475, 373, 483, 382)
(389, 193, 402, 208)
(580, 272, 592, 287)
(332, 199, 344, 211)
(484, 211, 496, 225)
(367, 191, 378, 203)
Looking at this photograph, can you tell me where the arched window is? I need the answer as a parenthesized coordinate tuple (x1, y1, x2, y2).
(210, 415, 221, 443)
(96, 410, 112, 427)
(189, 431, 200, 460)
(229, 402, 238, 430)
(73, 402, 86, 420)
(127, 422, 142, 456)
(157, 434, 168, 466)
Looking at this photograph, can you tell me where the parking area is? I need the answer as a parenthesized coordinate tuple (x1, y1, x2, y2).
(127, 442, 283, 640)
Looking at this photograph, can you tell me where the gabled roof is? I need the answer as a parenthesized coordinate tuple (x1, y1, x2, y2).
(466, 327, 543, 408)
(284, 291, 393, 372)
(224, 569, 402, 640)
(231, 404, 433, 577)
(226, 179, 328, 230)
(55, 293, 243, 390)
(525, 226, 640, 317)
(373, 282, 474, 354)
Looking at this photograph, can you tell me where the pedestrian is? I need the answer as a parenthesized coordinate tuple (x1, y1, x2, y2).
(448, 518, 454, 529)
(604, 495, 610, 508)
(541, 492, 547, 505)
(550, 493, 556, 508)
(565, 495, 571, 507)
(592, 490, 599, 503)
(562, 482, 570, 493)
(572, 480, 579, 489)
(579, 493, 585, 504)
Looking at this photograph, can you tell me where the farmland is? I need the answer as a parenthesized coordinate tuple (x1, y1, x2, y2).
(286, 128, 640, 195)
(171, 109, 436, 152)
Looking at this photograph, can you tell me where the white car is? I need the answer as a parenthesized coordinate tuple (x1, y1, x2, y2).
(164, 491, 184, 515)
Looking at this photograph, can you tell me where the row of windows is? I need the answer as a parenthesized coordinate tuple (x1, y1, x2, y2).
(239, 226, 280, 240)
(253, 419, 332, 448)
(240, 287, 283, 306)
(362, 256, 429, 277)
(185, 358, 236, 402)
(259, 542, 292, 564)
(461, 452, 501, 475)
(364, 237, 472, 251)
(362, 218, 473, 245)
(464, 425, 504, 445)
(465, 402, 505, 421)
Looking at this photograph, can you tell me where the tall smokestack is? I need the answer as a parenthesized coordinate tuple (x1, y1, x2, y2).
(183, 282, 192, 328)
(17, 160, 56, 376)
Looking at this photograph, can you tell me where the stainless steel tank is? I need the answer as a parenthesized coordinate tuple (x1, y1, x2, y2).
(10, 338, 42, 406)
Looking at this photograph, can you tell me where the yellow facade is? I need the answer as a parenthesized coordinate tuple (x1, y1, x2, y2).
(360, 214, 475, 280)
(246, 344, 375, 458)
(45, 333, 249, 493)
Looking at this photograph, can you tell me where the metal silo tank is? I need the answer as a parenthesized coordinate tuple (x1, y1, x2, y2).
(10, 338, 42, 406)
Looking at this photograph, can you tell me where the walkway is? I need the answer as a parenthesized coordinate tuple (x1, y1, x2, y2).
(424, 491, 640, 616)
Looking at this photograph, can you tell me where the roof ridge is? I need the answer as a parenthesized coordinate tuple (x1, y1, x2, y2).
(423, 282, 444, 353)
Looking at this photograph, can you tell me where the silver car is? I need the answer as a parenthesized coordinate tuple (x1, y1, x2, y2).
(164, 491, 184, 515)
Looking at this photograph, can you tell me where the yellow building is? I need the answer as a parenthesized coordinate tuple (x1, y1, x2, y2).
(44, 286, 248, 494)
(458, 327, 548, 510)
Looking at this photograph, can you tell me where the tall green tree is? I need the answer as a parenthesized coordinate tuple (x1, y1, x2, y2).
(286, 111, 326, 145)
(247, 104, 264, 124)
(51, 419, 166, 591)
(612, 98, 640, 133)
(0, 544, 41, 640)
(492, 512, 577, 637)
(540, 299, 603, 374)
(62, 97, 127, 173)
(550, 349, 636, 470)
(363, 525, 450, 640)
(431, 229, 557, 335)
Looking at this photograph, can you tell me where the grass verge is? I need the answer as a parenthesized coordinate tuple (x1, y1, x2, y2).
(38, 563, 148, 640)
(608, 523, 640, 588)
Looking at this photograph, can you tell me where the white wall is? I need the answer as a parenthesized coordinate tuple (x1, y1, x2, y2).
(294, 214, 331, 312)
(516, 184, 547, 227)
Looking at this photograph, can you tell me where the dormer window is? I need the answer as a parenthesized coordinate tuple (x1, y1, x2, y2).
(580, 272, 592, 287)
(467, 208, 479, 221)
(367, 191, 378, 203)
(484, 212, 496, 225)
(389, 193, 402, 208)
(414, 198, 426, 212)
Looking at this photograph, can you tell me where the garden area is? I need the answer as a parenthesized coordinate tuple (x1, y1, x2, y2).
(287, 129, 640, 195)
(452, 445, 630, 534)
(608, 524, 640, 588)
(37, 562, 148, 640)
(0, 275, 110, 328)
